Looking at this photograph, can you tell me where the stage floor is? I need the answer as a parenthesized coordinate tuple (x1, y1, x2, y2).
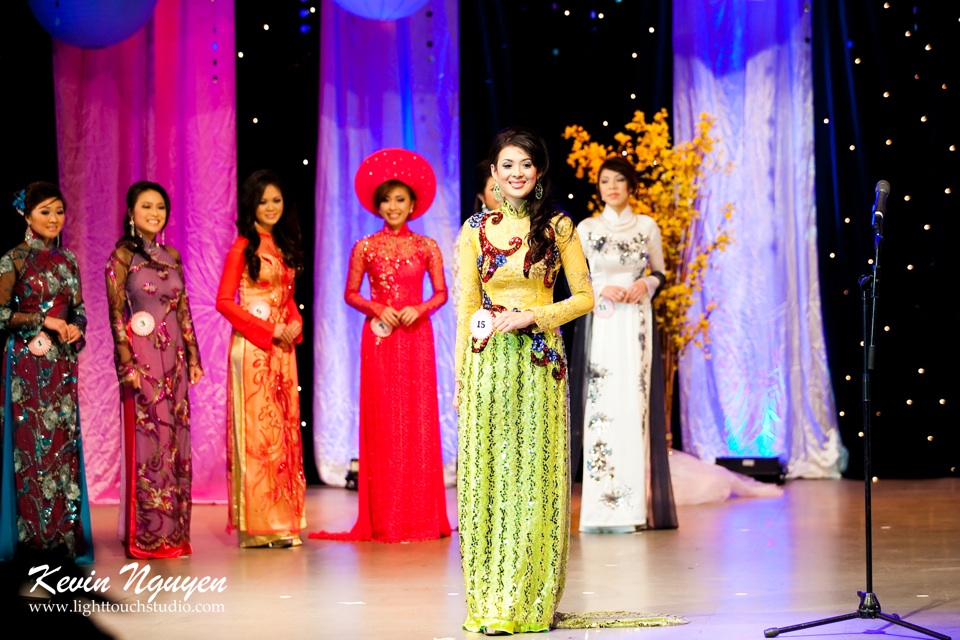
(23, 477, 960, 639)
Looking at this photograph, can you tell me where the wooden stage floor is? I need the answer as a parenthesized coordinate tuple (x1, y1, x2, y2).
(17, 477, 960, 639)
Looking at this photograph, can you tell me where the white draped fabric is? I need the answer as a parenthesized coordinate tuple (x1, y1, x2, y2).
(672, 0, 846, 478)
(312, 0, 460, 486)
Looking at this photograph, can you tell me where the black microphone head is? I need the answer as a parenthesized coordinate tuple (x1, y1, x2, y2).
(872, 180, 889, 230)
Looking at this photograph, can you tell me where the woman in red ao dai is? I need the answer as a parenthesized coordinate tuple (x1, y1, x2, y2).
(310, 148, 451, 543)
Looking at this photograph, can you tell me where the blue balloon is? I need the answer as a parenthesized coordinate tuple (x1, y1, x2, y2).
(29, 0, 159, 49)
(331, 0, 431, 21)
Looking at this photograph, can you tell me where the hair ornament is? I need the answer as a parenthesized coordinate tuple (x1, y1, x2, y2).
(12, 189, 26, 215)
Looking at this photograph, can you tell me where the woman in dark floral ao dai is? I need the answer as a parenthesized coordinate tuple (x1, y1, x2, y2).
(0, 182, 93, 563)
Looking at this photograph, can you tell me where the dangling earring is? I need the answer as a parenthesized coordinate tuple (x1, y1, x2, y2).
(25, 226, 35, 242)
(534, 178, 544, 200)
(493, 181, 503, 202)
(128, 216, 136, 237)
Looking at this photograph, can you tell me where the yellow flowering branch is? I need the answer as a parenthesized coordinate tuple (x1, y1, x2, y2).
(564, 109, 734, 431)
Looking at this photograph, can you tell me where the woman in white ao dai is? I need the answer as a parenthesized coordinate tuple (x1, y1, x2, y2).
(576, 157, 668, 532)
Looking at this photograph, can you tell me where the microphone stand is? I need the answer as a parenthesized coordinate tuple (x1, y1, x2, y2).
(763, 212, 949, 639)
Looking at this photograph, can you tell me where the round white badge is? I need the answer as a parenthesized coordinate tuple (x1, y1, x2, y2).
(370, 318, 393, 338)
(594, 295, 615, 319)
(470, 309, 494, 341)
(28, 331, 52, 357)
(130, 311, 156, 336)
(248, 300, 271, 320)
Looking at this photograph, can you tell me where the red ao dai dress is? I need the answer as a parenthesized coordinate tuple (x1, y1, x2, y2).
(216, 233, 306, 547)
(105, 239, 201, 558)
(311, 222, 451, 542)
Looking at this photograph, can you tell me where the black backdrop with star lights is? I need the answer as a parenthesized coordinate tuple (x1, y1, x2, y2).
(813, 2, 958, 479)
(3, 0, 957, 480)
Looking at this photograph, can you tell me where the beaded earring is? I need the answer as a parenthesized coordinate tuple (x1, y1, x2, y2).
(493, 181, 503, 202)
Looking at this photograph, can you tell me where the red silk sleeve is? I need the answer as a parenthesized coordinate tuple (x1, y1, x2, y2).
(215, 237, 275, 350)
(343, 240, 387, 319)
(414, 238, 447, 317)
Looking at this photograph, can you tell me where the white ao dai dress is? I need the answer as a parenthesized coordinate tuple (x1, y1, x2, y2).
(576, 205, 665, 531)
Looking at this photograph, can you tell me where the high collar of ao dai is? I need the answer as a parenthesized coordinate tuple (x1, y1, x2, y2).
(600, 204, 639, 232)
(382, 222, 412, 236)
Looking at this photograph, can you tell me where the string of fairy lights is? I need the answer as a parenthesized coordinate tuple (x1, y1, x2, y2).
(822, 2, 956, 477)
(234, 2, 321, 480)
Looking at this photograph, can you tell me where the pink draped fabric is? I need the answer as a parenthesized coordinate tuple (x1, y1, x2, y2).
(54, 0, 236, 503)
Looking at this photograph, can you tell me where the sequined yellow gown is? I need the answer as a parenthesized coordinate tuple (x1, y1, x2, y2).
(455, 203, 593, 634)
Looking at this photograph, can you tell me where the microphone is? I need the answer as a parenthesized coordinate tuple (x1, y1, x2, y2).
(872, 180, 890, 230)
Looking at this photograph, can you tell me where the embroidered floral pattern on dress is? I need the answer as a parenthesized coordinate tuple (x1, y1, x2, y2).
(584, 352, 634, 510)
(0, 240, 90, 559)
(522, 326, 566, 380)
(217, 233, 306, 548)
(477, 212, 523, 283)
(106, 242, 201, 557)
(583, 231, 651, 280)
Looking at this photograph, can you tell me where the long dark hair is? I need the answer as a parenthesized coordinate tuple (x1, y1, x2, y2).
(487, 126, 557, 265)
(116, 181, 170, 260)
(238, 169, 303, 281)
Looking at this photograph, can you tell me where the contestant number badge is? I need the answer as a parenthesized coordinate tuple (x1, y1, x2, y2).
(247, 300, 271, 320)
(470, 309, 494, 340)
(130, 311, 156, 336)
(370, 318, 393, 338)
(594, 295, 615, 319)
(28, 331, 52, 357)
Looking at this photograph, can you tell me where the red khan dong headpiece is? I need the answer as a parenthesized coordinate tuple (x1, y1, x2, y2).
(354, 148, 437, 220)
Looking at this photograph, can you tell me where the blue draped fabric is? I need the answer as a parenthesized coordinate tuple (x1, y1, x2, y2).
(312, 0, 460, 485)
(673, 0, 846, 478)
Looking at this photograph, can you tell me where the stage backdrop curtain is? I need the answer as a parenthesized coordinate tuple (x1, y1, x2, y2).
(672, 0, 846, 478)
(312, 0, 460, 486)
(54, 0, 236, 502)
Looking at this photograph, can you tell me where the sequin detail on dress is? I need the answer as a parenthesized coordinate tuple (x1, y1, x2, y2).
(309, 223, 451, 542)
(0, 241, 92, 562)
(455, 209, 594, 632)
